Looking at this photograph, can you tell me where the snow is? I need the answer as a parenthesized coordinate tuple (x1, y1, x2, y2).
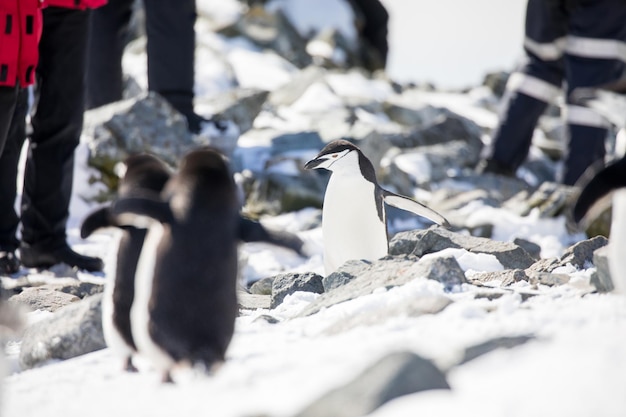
(2, 1, 626, 417)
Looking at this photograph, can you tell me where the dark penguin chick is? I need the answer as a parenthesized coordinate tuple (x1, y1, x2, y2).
(112, 147, 304, 383)
(573, 156, 626, 294)
(80, 153, 171, 372)
(305, 139, 450, 275)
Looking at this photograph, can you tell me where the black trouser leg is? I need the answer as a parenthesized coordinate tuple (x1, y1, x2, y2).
(85, 0, 134, 109)
(0, 88, 27, 251)
(21, 7, 90, 249)
(144, 0, 196, 119)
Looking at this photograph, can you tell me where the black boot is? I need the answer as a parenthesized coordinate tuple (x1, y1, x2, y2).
(20, 242, 104, 272)
(0, 251, 20, 275)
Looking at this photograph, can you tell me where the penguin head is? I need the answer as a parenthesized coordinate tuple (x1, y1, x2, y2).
(304, 140, 365, 174)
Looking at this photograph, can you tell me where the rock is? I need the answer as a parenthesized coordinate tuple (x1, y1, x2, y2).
(8, 287, 80, 313)
(482, 71, 509, 98)
(468, 269, 529, 287)
(506, 182, 576, 217)
(382, 139, 482, 186)
(267, 65, 326, 107)
(389, 226, 535, 270)
(322, 260, 372, 292)
(249, 277, 275, 295)
(199, 88, 268, 135)
(244, 171, 327, 216)
(270, 272, 324, 308)
(514, 238, 542, 260)
(458, 335, 534, 365)
(389, 112, 483, 150)
(525, 236, 609, 275)
(238, 292, 271, 310)
(19, 294, 105, 370)
(413, 255, 467, 289)
(558, 236, 608, 270)
(382, 102, 442, 128)
(294, 351, 449, 417)
(591, 246, 613, 292)
(299, 255, 457, 317)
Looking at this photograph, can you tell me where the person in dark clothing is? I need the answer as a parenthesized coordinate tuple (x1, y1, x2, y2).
(0, 0, 106, 275)
(0, 0, 42, 274)
(478, 0, 626, 186)
(86, 0, 213, 134)
(348, 0, 389, 71)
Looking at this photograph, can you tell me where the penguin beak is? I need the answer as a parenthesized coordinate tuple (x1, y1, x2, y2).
(304, 157, 324, 170)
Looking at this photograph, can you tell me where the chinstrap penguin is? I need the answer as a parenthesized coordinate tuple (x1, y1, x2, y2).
(305, 139, 450, 274)
(573, 156, 626, 294)
(111, 147, 305, 383)
(81, 153, 172, 372)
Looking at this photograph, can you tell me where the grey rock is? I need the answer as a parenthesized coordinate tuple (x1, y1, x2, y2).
(529, 272, 571, 286)
(271, 272, 324, 308)
(560, 235, 608, 269)
(514, 238, 542, 260)
(199, 88, 268, 135)
(238, 292, 271, 310)
(389, 112, 483, 150)
(19, 294, 105, 369)
(382, 139, 482, 187)
(482, 71, 509, 98)
(299, 255, 456, 317)
(235, 6, 311, 69)
(268, 65, 326, 107)
(413, 256, 466, 289)
(244, 171, 327, 216)
(525, 236, 608, 275)
(389, 226, 535, 270)
(270, 131, 325, 155)
(458, 335, 534, 365)
(507, 182, 576, 217)
(294, 351, 449, 417)
(8, 287, 80, 313)
(249, 277, 275, 295)
(322, 259, 372, 292)
(468, 269, 529, 287)
(591, 245, 613, 292)
(382, 102, 442, 128)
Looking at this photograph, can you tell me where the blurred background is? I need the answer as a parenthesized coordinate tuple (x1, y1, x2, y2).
(382, 0, 526, 89)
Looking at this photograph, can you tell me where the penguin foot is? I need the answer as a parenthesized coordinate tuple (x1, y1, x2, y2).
(161, 371, 174, 384)
(124, 357, 138, 373)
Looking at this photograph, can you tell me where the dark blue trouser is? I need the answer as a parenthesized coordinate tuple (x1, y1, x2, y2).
(490, 0, 626, 185)
(86, 0, 197, 120)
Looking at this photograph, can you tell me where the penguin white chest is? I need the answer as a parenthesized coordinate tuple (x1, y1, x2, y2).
(322, 175, 387, 274)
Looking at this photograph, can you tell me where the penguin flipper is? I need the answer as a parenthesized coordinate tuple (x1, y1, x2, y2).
(238, 217, 305, 255)
(382, 189, 451, 228)
(80, 206, 115, 238)
(573, 157, 626, 225)
(111, 196, 174, 228)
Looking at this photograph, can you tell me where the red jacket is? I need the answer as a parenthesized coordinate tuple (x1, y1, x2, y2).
(0, 0, 106, 88)
(0, 0, 43, 87)
(44, 0, 107, 9)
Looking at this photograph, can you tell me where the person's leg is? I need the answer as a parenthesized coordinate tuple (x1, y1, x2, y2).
(562, 0, 626, 185)
(348, 0, 389, 70)
(20, 6, 103, 271)
(0, 87, 27, 274)
(85, 0, 134, 109)
(482, 0, 566, 175)
(143, 0, 201, 131)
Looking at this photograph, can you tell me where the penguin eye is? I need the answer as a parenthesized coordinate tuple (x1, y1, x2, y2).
(331, 154, 338, 158)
